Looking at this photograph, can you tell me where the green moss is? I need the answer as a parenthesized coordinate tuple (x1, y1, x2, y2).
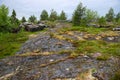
(61, 26, 107, 34)
(71, 40, 120, 57)
(96, 55, 109, 61)
(0, 30, 46, 59)
(111, 70, 120, 80)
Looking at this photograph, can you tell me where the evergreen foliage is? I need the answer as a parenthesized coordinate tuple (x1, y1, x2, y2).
(40, 10, 48, 21)
(72, 2, 86, 26)
(49, 9, 58, 21)
(105, 8, 115, 22)
(28, 15, 37, 23)
(59, 10, 67, 20)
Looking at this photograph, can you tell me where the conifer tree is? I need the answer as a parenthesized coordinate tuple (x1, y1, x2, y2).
(72, 2, 86, 26)
(40, 10, 48, 21)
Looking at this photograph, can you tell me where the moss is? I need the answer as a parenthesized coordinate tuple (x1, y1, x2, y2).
(0, 30, 46, 59)
(71, 40, 120, 57)
(96, 55, 109, 61)
(61, 26, 107, 34)
(111, 70, 120, 80)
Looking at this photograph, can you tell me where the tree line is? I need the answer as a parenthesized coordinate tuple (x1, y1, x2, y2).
(72, 3, 120, 26)
(0, 4, 67, 32)
(0, 2, 120, 32)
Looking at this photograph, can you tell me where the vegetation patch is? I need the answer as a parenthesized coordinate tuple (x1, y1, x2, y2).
(71, 40, 120, 57)
(0, 31, 46, 59)
(61, 26, 107, 35)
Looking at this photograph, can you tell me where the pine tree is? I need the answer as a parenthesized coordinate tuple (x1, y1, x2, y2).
(98, 16, 106, 26)
(84, 9, 99, 23)
(0, 5, 9, 27)
(40, 10, 48, 21)
(21, 16, 26, 23)
(0, 4, 9, 32)
(105, 8, 115, 22)
(11, 9, 16, 20)
(28, 15, 36, 23)
(59, 10, 67, 20)
(72, 2, 86, 26)
(49, 9, 58, 21)
(10, 9, 20, 27)
(116, 12, 120, 22)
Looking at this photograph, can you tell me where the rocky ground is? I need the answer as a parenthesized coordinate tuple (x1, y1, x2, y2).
(0, 23, 120, 80)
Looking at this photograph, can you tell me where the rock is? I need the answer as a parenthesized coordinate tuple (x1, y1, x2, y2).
(92, 53, 102, 58)
(21, 22, 48, 32)
(107, 37, 114, 41)
(113, 27, 120, 31)
(95, 36, 102, 40)
(0, 54, 119, 80)
(17, 35, 74, 54)
(92, 72, 104, 80)
(66, 68, 70, 71)
(102, 36, 120, 42)
(87, 23, 100, 28)
(24, 24, 44, 32)
(50, 59, 54, 62)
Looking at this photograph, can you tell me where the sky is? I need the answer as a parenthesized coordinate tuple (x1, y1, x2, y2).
(0, 0, 120, 20)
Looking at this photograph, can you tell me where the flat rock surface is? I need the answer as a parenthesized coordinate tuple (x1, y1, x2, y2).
(0, 54, 119, 80)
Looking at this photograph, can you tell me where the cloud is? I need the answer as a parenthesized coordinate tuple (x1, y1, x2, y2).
(0, 0, 120, 19)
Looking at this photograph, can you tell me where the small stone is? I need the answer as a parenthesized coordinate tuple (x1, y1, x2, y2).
(95, 36, 102, 40)
(107, 37, 114, 40)
(66, 68, 70, 71)
(50, 59, 54, 62)
(83, 55, 89, 58)
(92, 53, 102, 58)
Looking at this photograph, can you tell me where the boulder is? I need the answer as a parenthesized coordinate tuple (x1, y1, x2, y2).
(113, 27, 120, 31)
(21, 22, 48, 32)
(87, 23, 100, 28)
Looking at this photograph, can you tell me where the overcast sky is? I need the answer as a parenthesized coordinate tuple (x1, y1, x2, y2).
(0, 0, 120, 20)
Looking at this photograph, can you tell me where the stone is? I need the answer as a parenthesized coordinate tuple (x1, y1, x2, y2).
(87, 23, 100, 28)
(107, 37, 114, 41)
(50, 59, 54, 62)
(113, 27, 120, 31)
(92, 53, 102, 58)
(66, 68, 70, 71)
(95, 36, 102, 40)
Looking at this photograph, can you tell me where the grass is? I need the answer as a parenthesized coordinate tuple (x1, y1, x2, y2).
(61, 26, 107, 34)
(110, 70, 120, 80)
(59, 25, 120, 59)
(70, 40, 120, 58)
(0, 29, 47, 59)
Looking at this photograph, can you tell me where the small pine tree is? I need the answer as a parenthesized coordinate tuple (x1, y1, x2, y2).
(105, 8, 115, 22)
(84, 9, 99, 23)
(98, 16, 106, 26)
(11, 9, 16, 20)
(0, 4, 9, 32)
(116, 12, 120, 22)
(21, 16, 26, 23)
(28, 15, 37, 23)
(49, 9, 58, 21)
(10, 9, 20, 28)
(59, 10, 67, 20)
(40, 10, 48, 21)
(117, 18, 120, 25)
(72, 2, 86, 26)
